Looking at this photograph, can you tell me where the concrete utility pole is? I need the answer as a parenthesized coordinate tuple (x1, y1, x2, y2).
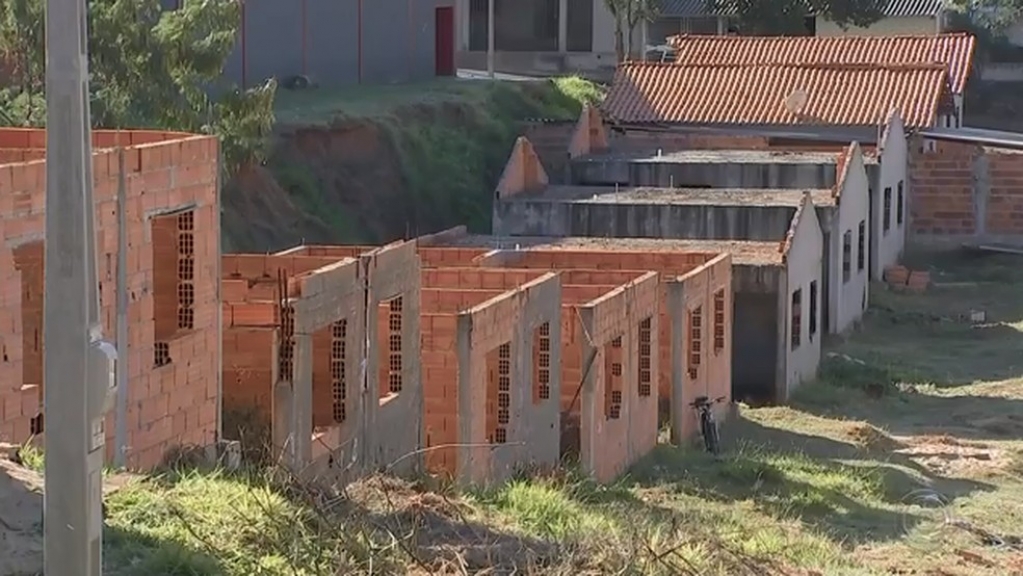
(43, 0, 118, 574)
(487, 0, 495, 78)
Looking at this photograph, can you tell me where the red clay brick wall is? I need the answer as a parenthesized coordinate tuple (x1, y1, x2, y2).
(418, 247, 491, 267)
(910, 139, 978, 237)
(420, 267, 540, 477)
(459, 280, 536, 484)
(223, 328, 275, 418)
(479, 249, 718, 412)
(0, 131, 220, 470)
(909, 138, 1023, 239)
(0, 149, 45, 163)
(984, 151, 1023, 236)
(581, 273, 660, 483)
(421, 313, 459, 475)
(676, 254, 733, 439)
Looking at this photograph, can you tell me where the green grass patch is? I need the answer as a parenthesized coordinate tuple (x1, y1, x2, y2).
(264, 76, 604, 245)
(9, 251, 1006, 576)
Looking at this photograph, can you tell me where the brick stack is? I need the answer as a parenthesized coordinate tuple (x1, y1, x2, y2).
(884, 265, 930, 293)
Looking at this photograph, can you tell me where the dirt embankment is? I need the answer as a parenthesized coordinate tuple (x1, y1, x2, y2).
(222, 81, 597, 253)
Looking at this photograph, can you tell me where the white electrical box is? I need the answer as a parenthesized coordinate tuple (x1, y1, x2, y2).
(88, 339, 118, 451)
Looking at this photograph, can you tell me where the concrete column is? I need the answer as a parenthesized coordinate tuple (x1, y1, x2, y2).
(667, 282, 686, 445)
(641, 20, 648, 57)
(292, 329, 313, 469)
(271, 330, 292, 464)
(558, 0, 568, 53)
(459, 0, 470, 51)
(973, 150, 990, 239)
(774, 275, 790, 404)
(455, 314, 475, 485)
(487, 0, 495, 77)
(577, 307, 598, 478)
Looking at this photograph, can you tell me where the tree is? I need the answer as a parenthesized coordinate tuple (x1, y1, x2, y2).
(948, 0, 1023, 30)
(0, 0, 275, 173)
(707, 0, 887, 35)
(604, 0, 661, 62)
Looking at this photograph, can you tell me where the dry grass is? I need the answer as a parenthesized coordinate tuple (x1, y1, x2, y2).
(79, 249, 1023, 574)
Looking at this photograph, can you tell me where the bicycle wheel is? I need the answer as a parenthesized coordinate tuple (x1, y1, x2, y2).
(702, 414, 721, 455)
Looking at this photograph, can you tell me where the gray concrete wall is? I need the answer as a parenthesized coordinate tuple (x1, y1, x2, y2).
(830, 151, 871, 335)
(782, 203, 824, 401)
(306, 0, 360, 87)
(571, 159, 838, 189)
(243, 0, 304, 85)
(290, 259, 366, 484)
(216, 0, 445, 88)
(494, 201, 799, 241)
(362, 241, 423, 476)
(874, 116, 909, 280)
(455, 274, 563, 486)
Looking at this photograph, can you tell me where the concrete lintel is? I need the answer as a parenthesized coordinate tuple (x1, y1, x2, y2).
(6, 234, 45, 252)
(292, 259, 361, 334)
(144, 202, 199, 220)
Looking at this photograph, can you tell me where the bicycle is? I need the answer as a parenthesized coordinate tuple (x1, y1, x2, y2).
(689, 395, 727, 455)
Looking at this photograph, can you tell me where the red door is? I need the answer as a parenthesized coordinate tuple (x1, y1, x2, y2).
(435, 6, 455, 77)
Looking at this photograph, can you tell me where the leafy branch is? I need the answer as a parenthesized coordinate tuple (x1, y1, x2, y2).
(0, 0, 275, 175)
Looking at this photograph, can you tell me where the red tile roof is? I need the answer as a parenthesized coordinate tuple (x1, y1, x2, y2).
(668, 33, 975, 94)
(601, 61, 950, 129)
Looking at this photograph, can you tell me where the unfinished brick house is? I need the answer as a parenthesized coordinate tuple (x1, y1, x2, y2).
(225, 227, 738, 485)
(418, 230, 740, 456)
(565, 104, 909, 281)
(221, 241, 422, 483)
(495, 135, 869, 335)
(0, 128, 220, 470)
(419, 263, 562, 485)
(910, 129, 1023, 245)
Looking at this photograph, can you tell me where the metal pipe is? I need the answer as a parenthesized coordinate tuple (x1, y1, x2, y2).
(357, 0, 364, 83)
(240, 2, 248, 88)
(114, 145, 128, 469)
(300, 0, 308, 76)
(487, 0, 495, 78)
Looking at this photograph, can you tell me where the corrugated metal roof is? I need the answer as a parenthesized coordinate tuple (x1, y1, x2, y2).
(658, 0, 945, 17)
(658, 0, 737, 16)
(919, 127, 1023, 149)
(668, 33, 975, 94)
(881, 0, 945, 17)
(602, 61, 950, 128)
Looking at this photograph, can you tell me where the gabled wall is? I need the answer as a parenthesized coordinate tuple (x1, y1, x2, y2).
(830, 143, 870, 334)
(781, 194, 824, 400)
(874, 112, 909, 278)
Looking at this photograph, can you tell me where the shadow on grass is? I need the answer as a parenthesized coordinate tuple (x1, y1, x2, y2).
(622, 415, 996, 548)
(104, 525, 225, 576)
(837, 293, 1023, 385)
(793, 376, 1023, 441)
(345, 475, 567, 573)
